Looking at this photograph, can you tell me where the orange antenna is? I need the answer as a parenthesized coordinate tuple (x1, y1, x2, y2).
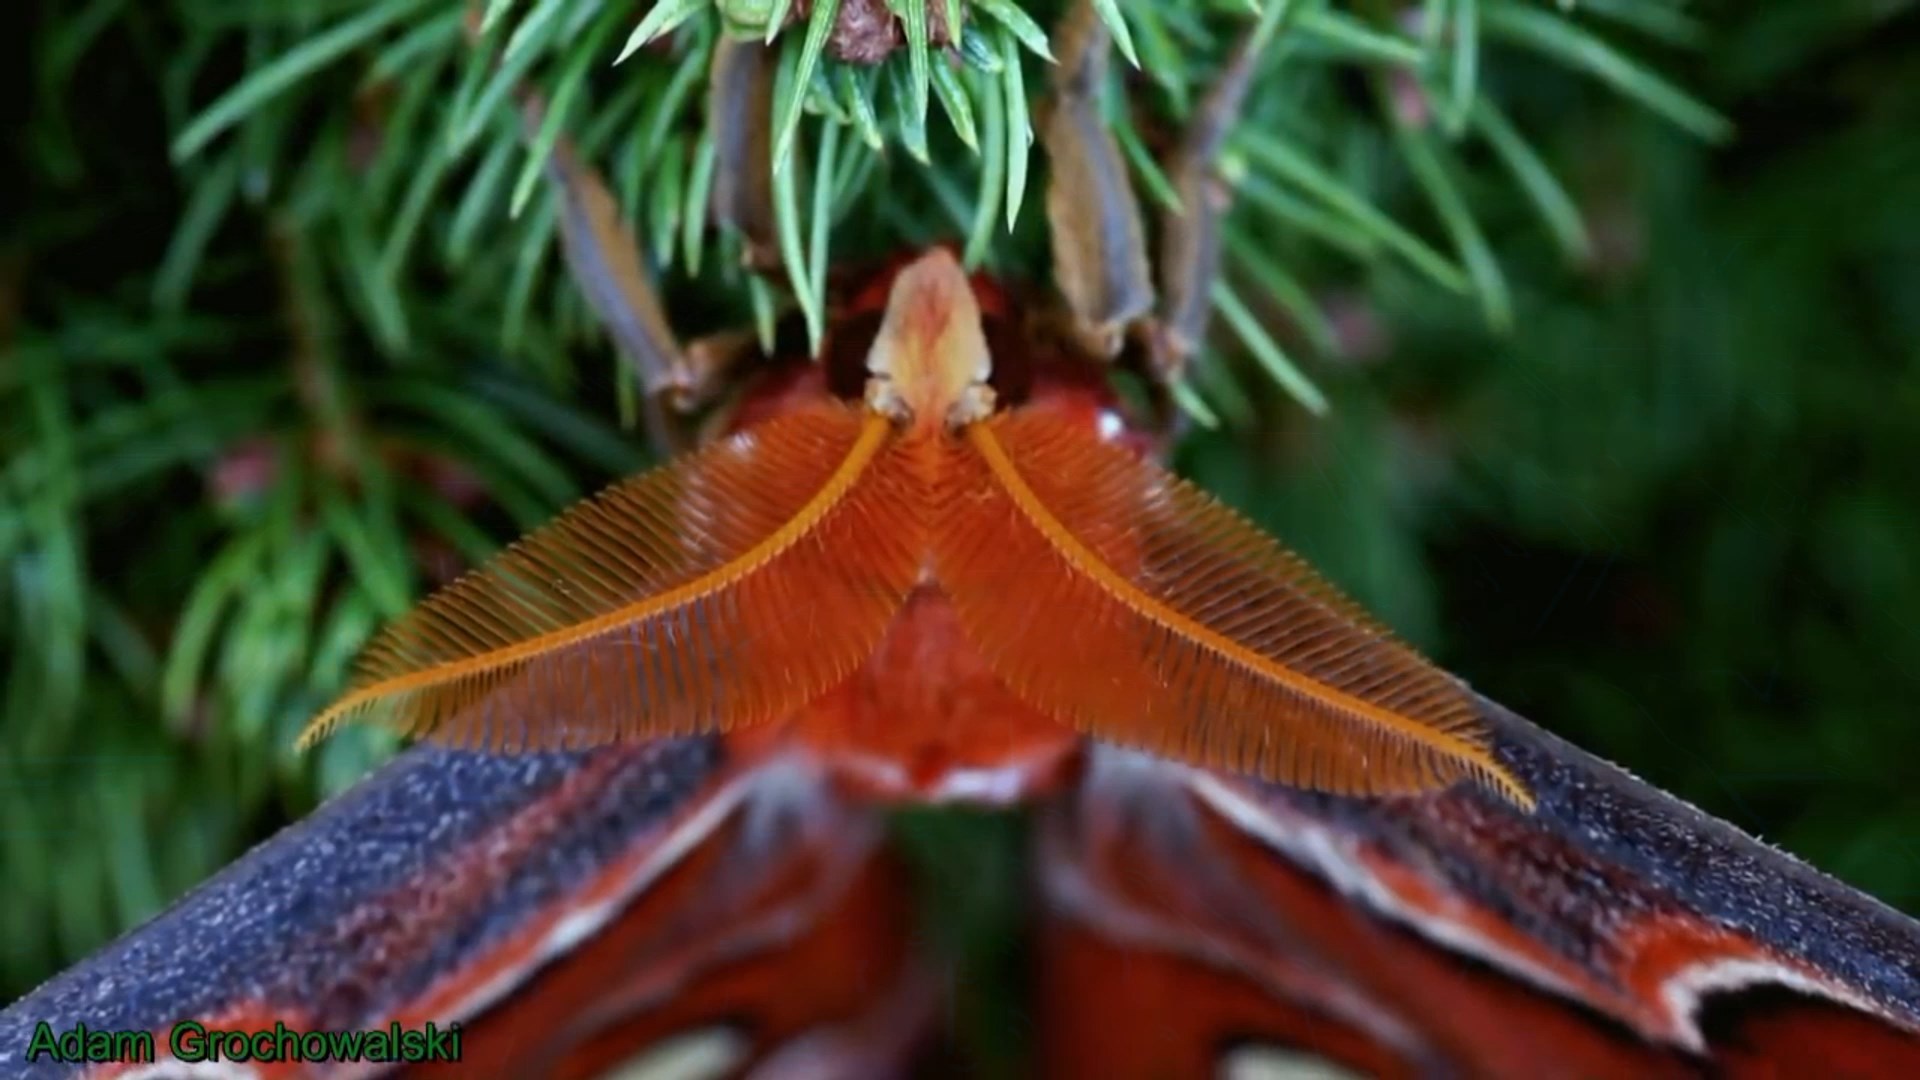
(295, 401, 917, 752)
(936, 410, 1532, 808)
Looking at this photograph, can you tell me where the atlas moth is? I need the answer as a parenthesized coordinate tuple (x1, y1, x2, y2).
(269, 1, 1920, 1076)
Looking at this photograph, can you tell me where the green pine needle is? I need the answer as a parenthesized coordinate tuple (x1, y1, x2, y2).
(1444, 0, 1480, 134)
(903, 0, 933, 154)
(836, 64, 886, 150)
(809, 118, 840, 329)
(1472, 97, 1591, 263)
(931, 56, 980, 151)
(965, 72, 1008, 268)
(650, 136, 688, 266)
(1224, 230, 1339, 356)
(1236, 129, 1471, 295)
(1233, 165, 1381, 260)
(172, 0, 430, 162)
(999, 28, 1031, 230)
(370, 11, 463, 82)
(684, 129, 718, 274)
(1191, 353, 1256, 427)
(1212, 280, 1328, 415)
(890, 56, 931, 162)
(509, 6, 623, 218)
(379, 115, 454, 285)
(809, 65, 851, 125)
(972, 0, 1055, 61)
(1577, 0, 1707, 46)
(501, 0, 569, 65)
(1483, 0, 1732, 142)
(959, 26, 1004, 73)
(153, 154, 242, 309)
(763, 0, 797, 45)
(1127, 1, 1191, 115)
(1296, 8, 1425, 68)
(617, 0, 709, 64)
(772, 44, 823, 353)
(636, 33, 713, 171)
(1394, 116, 1512, 331)
(456, 1, 568, 154)
(447, 124, 519, 262)
(1169, 377, 1223, 429)
(747, 272, 778, 355)
(1090, 0, 1141, 69)
(480, 0, 520, 34)
(773, 0, 840, 174)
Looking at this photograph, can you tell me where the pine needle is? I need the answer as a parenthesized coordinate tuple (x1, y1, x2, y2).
(972, 0, 1054, 61)
(747, 272, 778, 355)
(999, 29, 1031, 230)
(1236, 129, 1470, 294)
(650, 136, 688, 266)
(965, 72, 1007, 268)
(773, 46, 823, 352)
(1224, 230, 1338, 355)
(480, 0, 521, 34)
(501, 0, 569, 65)
(1392, 116, 1511, 331)
(614, 0, 706, 62)
(1483, 0, 1731, 142)
(1213, 280, 1328, 415)
(1169, 378, 1222, 429)
(509, 4, 622, 218)
(1444, 0, 1479, 134)
(773, 0, 839, 174)
(958, 26, 1003, 73)
(1296, 8, 1425, 68)
(762, 0, 797, 44)
(172, 0, 430, 161)
(931, 55, 980, 151)
(890, 55, 930, 162)
(1192, 351, 1256, 427)
(1089, 0, 1140, 68)
(809, 118, 840, 328)
(1472, 97, 1591, 263)
(683, 128, 718, 274)
(903, 0, 933, 154)
(835, 64, 885, 150)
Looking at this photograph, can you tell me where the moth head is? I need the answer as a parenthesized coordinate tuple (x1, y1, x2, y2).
(863, 248, 996, 433)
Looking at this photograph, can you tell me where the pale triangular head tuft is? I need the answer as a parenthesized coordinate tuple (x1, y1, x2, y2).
(863, 248, 997, 433)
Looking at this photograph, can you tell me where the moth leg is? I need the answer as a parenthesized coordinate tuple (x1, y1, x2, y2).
(1041, 0, 1155, 362)
(680, 326, 763, 412)
(543, 35, 795, 431)
(1152, 20, 1277, 383)
(533, 108, 700, 454)
(465, 6, 698, 454)
(708, 38, 782, 275)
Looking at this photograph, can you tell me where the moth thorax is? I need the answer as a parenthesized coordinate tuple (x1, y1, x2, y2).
(863, 248, 996, 433)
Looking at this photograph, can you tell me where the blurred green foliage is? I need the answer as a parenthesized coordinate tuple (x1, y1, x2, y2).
(4, 0, 1918, 1002)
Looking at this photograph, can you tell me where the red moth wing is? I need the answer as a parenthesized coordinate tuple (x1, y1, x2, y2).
(935, 408, 1529, 806)
(298, 401, 920, 751)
